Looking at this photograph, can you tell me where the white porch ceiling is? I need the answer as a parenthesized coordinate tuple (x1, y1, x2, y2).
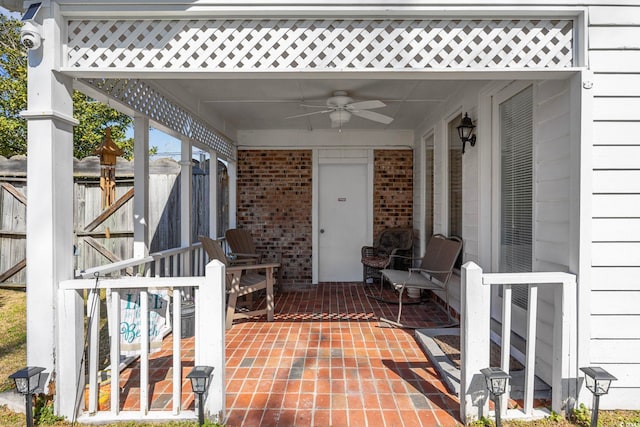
(157, 78, 477, 133)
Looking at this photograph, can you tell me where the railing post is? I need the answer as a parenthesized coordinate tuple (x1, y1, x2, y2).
(56, 289, 85, 420)
(197, 260, 226, 423)
(460, 262, 491, 423)
(552, 276, 578, 414)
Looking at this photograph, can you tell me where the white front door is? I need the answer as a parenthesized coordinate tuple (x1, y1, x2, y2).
(318, 163, 369, 281)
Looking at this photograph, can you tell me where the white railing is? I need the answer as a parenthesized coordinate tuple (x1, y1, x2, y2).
(57, 243, 226, 424)
(460, 262, 577, 424)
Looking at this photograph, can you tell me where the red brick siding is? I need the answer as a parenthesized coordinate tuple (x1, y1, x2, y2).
(236, 149, 413, 285)
(236, 150, 312, 286)
(373, 150, 414, 238)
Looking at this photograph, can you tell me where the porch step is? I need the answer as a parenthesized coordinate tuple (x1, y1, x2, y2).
(415, 328, 551, 400)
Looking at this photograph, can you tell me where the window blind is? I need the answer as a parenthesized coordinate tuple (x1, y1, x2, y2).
(499, 86, 533, 309)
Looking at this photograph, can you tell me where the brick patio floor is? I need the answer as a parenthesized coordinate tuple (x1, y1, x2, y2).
(117, 282, 463, 426)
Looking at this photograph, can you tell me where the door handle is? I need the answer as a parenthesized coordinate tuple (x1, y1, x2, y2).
(320, 229, 325, 234)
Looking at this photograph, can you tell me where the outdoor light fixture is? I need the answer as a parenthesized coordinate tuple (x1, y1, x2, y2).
(9, 366, 46, 427)
(457, 112, 476, 154)
(187, 365, 214, 426)
(580, 366, 617, 427)
(481, 367, 511, 427)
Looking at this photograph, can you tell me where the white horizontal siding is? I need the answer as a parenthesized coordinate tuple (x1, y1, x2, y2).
(593, 122, 640, 146)
(589, 51, 640, 72)
(590, 291, 640, 315)
(592, 243, 640, 266)
(589, 6, 640, 25)
(591, 339, 640, 363)
(591, 267, 640, 291)
(593, 74, 640, 97)
(593, 146, 640, 169)
(593, 171, 640, 193)
(593, 219, 640, 241)
(591, 315, 640, 339)
(593, 98, 640, 121)
(592, 195, 640, 217)
(589, 27, 640, 49)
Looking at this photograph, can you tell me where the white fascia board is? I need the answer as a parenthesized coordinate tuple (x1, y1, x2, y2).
(55, 0, 591, 18)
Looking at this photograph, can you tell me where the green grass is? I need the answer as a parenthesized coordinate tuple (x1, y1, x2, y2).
(0, 289, 27, 393)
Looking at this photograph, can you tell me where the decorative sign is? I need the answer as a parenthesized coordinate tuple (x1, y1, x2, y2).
(338, 197, 347, 202)
(119, 290, 170, 356)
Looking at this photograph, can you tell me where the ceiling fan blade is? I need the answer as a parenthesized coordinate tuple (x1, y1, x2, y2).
(346, 100, 386, 110)
(285, 109, 332, 119)
(299, 104, 330, 109)
(351, 109, 394, 124)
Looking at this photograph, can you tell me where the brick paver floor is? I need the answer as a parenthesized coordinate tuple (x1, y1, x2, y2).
(116, 282, 462, 426)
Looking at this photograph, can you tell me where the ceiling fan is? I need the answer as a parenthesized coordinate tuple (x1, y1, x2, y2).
(286, 90, 394, 128)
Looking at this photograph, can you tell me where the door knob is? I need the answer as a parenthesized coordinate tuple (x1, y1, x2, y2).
(320, 229, 325, 234)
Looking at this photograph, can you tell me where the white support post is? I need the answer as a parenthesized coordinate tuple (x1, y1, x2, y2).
(523, 285, 539, 415)
(56, 289, 84, 420)
(140, 290, 149, 415)
(23, 2, 79, 417)
(460, 262, 491, 424)
(227, 161, 237, 230)
(133, 116, 150, 259)
(181, 138, 192, 273)
(552, 277, 578, 414)
(209, 152, 218, 239)
(197, 261, 226, 423)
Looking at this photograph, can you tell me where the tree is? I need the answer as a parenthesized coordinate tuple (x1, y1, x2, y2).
(0, 14, 143, 159)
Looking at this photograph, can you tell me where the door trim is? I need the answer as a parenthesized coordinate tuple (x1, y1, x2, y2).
(312, 149, 374, 284)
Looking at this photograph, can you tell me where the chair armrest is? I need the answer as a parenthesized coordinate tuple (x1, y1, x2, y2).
(411, 268, 453, 275)
(227, 262, 281, 274)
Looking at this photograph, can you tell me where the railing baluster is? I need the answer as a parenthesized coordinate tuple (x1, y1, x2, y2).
(110, 290, 121, 414)
(524, 285, 538, 415)
(140, 290, 149, 415)
(500, 285, 513, 417)
(172, 289, 182, 414)
(87, 289, 101, 414)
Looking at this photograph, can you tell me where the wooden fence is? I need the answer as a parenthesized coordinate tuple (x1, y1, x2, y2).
(0, 155, 227, 285)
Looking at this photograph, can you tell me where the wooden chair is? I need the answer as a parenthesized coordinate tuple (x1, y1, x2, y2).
(377, 234, 463, 328)
(225, 228, 283, 292)
(361, 227, 413, 285)
(199, 235, 279, 329)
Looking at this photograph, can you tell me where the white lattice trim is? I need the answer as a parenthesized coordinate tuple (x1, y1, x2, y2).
(82, 78, 234, 159)
(67, 18, 573, 70)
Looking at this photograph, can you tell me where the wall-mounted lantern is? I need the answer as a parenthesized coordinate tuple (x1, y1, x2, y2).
(457, 112, 477, 154)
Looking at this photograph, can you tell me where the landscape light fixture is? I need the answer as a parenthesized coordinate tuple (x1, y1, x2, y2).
(457, 112, 477, 154)
(9, 366, 46, 427)
(481, 367, 511, 427)
(187, 365, 214, 426)
(580, 366, 617, 427)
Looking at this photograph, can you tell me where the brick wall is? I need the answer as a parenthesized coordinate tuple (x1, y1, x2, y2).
(236, 149, 412, 286)
(236, 150, 312, 286)
(373, 150, 414, 238)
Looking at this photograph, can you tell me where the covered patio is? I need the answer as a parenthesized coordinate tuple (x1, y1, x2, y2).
(102, 282, 461, 427)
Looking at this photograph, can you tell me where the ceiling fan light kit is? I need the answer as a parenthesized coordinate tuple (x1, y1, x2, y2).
(286, 90, 394, 128)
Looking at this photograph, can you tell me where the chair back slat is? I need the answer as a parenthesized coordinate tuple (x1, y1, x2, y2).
(226, 229, 257, 255)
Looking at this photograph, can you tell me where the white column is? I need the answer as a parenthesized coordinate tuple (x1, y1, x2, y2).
(209, 152, 218, 238)
(133, 116, 149, 258)
(181, 138, 192, 273)
(460, 262, 491, 423)
(22, 2, 80, 417)
(227, 161, 237, 229)
(198, 260, 226, 423)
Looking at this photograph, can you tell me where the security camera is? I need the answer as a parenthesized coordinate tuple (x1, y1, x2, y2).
(20, 22, 42, 50)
